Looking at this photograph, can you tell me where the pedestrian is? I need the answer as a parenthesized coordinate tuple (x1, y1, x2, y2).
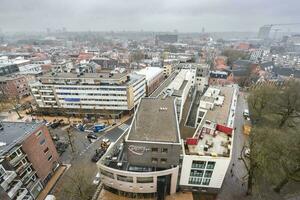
(232, 163, 235, 167)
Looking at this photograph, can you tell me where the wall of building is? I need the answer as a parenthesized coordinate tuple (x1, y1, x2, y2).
(98, 163, 179, 194)
(21, 125, 59, 185)
(0, 76, 29, 98)
(179, 155, 231, 191)
(125, 141, 181, 169)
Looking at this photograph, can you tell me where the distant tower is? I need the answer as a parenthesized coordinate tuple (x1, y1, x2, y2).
(62, 27, 67, 32)
(202, 27, 205, 34)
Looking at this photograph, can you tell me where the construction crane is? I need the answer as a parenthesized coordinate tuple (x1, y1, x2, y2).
(258, 23, 300, 39)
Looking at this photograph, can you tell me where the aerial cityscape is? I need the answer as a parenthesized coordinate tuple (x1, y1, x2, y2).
(0, 0, 300, 200)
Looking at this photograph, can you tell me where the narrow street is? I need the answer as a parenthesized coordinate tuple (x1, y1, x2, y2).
(218, 91, 250, 200)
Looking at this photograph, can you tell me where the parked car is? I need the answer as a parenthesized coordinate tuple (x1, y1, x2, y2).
(93, 172, 101, 185)
(87, 133, 98, 140)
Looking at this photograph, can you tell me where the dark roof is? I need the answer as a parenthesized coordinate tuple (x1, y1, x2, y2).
(231, 68, 249, 77)
(0, 122, 42, 155)
(273, 67, 300, 78)
(127, 97, 180, 143)
(233, 59, 253, 68)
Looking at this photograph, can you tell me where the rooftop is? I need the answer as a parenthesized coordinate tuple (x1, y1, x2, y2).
(127, 97, 180, 143)
(135, 67, 164, 83)
(184, 86, 235, 157)
(0, 122, 42, 155)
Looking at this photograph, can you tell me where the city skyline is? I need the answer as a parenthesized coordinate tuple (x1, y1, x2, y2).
(0, 0, 300, 32)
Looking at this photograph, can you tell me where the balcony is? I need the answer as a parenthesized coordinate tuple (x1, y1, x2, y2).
(16, 188, 29, 200)
(16, 162, 32, 175)
(21, 171, 36, 185)
(8, 180, 23, 198)
(0, 171, 17, 191)
(9, 154, 26, 167)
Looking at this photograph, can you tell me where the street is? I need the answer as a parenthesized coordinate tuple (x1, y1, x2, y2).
(217, 91, 250, 200)
(50, 117, 133, 200)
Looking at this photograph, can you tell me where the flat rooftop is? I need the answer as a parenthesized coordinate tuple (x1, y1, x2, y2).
(41, 71, 127, 80)
(203, 86, 234, 126)
(127, 97, 180, 143)
(0, 122, 42, 155)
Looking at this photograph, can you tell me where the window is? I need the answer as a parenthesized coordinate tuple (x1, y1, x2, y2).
(189, 177, 202, 185)
(40, 138, 46, 145)
(190, 169, 204, 177)
(204, 170, 213, 178)
(137, 177, 153, 183)
(151, 148, 158, 152)
(47, 155, 53, 161)
(44, 147, 49, 154)
(161, 148, 168, 153)
(100, 170, 114, 179)
(151, 158, 158, 164)
(192, 161, 206, 169)
(206, 161, 216, 170)
(36, 131, 43, 137)
(202, 178, 210, 185)
(161, 158, 167, 164)
(117, 175, 133, 183)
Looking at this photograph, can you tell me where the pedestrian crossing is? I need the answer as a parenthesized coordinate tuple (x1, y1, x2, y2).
(118, 123, 129, 131)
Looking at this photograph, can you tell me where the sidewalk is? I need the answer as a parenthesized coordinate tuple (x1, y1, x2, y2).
(37, 165, 68, 200)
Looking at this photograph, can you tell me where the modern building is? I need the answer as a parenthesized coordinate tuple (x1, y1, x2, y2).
(135, 67, 164, 96)
(30, 71, 146, 117)
(180, 86, 238, 193)
(0, 76, 30, 99)
(97, 97, 182, 198)
(0, 121, 60, 199)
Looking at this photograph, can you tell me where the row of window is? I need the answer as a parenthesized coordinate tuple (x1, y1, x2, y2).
(192, 161, 215, 170)
(151, 148, 168, 153)
(188, 177, 210, 185)
(151, 158, 167, 164)
(190, 169, 213, 178)
(57, 93, 127, 96)
(37, 131, 53, 162)
(55, 87, 127, 91)
(100, 170, 154, 183)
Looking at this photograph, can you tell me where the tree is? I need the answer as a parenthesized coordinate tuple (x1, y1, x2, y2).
(222, 49, 250, 66)
(59, 166, 97, 200)
(271, 80, 300, 128)
(248, 81, 300, 196)
(248, 85, 278, 122)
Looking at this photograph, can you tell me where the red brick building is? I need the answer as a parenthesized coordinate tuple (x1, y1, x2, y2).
(21, 125, 60, 184)
(0, 75, 30, 99)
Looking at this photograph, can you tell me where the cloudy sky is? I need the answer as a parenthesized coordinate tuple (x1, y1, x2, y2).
(0, 0, 300, 32)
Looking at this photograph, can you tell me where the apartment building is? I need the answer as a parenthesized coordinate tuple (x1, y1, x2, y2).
(97, 97, 182, 199)
(30, 71, 146, 117)
(0, 122, 59, 199)
(0, 76, 30, 99)
(180, 85, 238, 193)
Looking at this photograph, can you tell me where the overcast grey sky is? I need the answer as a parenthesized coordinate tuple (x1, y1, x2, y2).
(0, 0, 300, 32)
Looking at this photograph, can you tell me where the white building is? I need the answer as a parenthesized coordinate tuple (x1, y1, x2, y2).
(97, 97, 181, 198)
(19, 64, 42, 75)
(135, 67, 164, 96)
(180, 85, 238, 193)
(30, 71, 146, 117)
